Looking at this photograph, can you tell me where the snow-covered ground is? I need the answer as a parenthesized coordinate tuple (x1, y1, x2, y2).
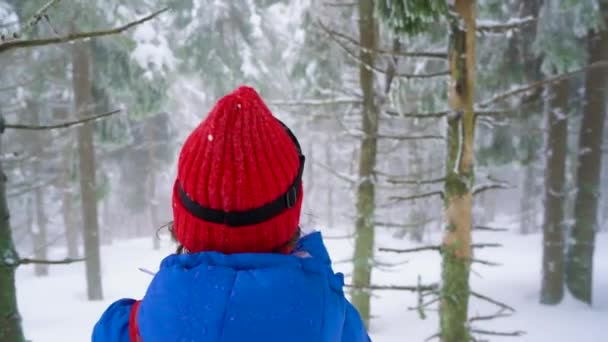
(17, 226, 607, 341)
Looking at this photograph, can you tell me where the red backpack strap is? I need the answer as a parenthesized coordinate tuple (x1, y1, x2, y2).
(129, 300, 142, 342)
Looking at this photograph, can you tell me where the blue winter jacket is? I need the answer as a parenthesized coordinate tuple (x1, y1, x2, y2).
(92, 232, 370, 342)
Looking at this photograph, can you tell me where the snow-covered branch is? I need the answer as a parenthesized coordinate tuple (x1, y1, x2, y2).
(476, 16, 535, 33)
(4, 109, 122, 131)
(0, 8, 168, 54)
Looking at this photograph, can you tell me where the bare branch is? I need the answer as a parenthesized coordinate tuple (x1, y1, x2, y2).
(384, 109, 448, 118)
(375, 218, 437, 229)
(473, 182, 514, 195)
(345, 283, 438, 292)
(313, 161, 356, 184)
(469, 310, 512, 322)
(477, 60, 608, 108)
(0, 8, 168, 54)
(267, 98, 362, 107)
(425, 333, 440, 341)
(317, 20, 449, 79)
(379, 245, 442, 254)
(470, 329, 525, 337)
(19, 0, 62, 37)
(322, 26, 447, 59)
(470, 291, 516, 312)
(390, 191, 443, 202)
(5, 109, 122, 131)
(16, 257, 85, 266)
(348, 131, 445, 141)
(386, 176, 446, 185)
(376, 133, 445, 141)
(470, 258, 502, 266)
(7, 177, 60, 198)
(473, 225, 508, 232)
(384, 109, 509, 119)
(324, 233, 356, 240)
(476, 17, 535, 33)
(471, 243, 502, 249)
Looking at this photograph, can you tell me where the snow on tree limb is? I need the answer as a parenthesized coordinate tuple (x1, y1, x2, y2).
(476, 16, 535, 33)
(0, 8, 168, 54)
(4, 109, 122, 131)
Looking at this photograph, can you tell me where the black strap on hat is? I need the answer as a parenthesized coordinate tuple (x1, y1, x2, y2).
(176, 119, 305, 227)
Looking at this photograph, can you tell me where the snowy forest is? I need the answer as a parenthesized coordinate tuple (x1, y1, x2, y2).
(0, 0, 607, 341)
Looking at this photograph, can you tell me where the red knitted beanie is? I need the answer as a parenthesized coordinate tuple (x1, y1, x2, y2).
(171, 86, 304, 254)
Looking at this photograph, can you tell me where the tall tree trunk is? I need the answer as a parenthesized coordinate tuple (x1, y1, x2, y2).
(540, 78, 569, 304)
(55, 108, 80, 259)
(0, 118, 27, 341)
(440, 1, 476, 341)
(565, 1, 608, 304)
(517, 0, 544, 235)
(27, 101, 49, 277)
(351, 0, 378, 329)
(72, 39, 103, 301)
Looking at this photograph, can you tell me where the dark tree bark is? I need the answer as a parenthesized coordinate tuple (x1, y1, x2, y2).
(351, 0, 378, 329)
(565, 0, 608, 304)
(440, 1, 477, 341)
(0, 109, 27, 341)
(540, 77, 569, 305)
(72, 39, 104, 301)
